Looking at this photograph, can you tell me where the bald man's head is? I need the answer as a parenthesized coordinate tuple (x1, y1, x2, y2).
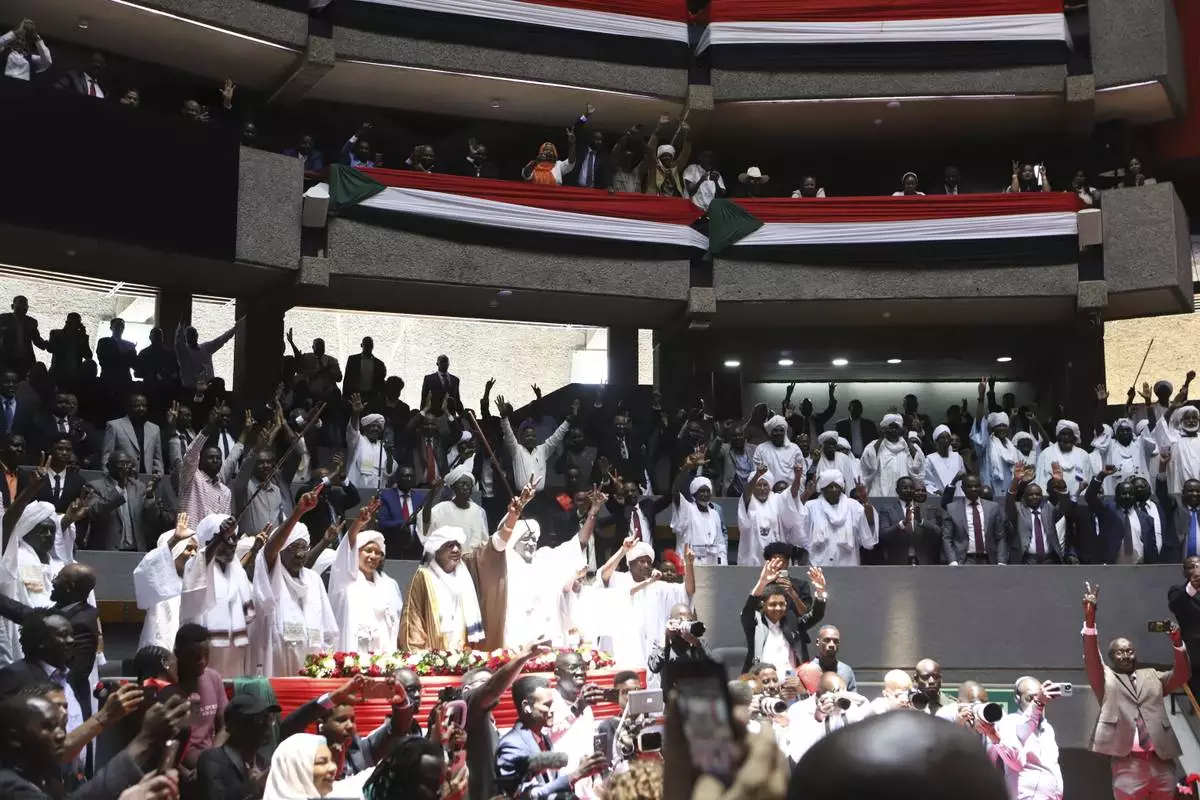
(50, 563, 95, 605)
(789, 711, 1008, 800)
(883, 669, 913, 693)
(818, 672, 846, 697)
(957, 681, 987, 704)
(669, 604, 695, 621)
(914, 659, 943, 699)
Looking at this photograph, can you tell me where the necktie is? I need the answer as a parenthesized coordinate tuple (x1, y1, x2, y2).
(4, 400, 13, 432)
(424, 440, 436, 485)
(1189, 510, 1199, 558)
(87, 78, 96, 97)
(1137, 505, 1158, 562)
(905, 503, 914, 529)
(1129, 675, 1152, 748)
(1033, 511, 1045, 559)
(633, 511, 643, 542)
(220, 431, 230, 459)
(58, 418, 68, 434)
(53, 474, 61, 501)
(971, 502, 985, 556)
(399, 493, 410, 522)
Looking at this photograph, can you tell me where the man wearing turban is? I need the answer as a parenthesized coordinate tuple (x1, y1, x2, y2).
(859, 414, 925, 498)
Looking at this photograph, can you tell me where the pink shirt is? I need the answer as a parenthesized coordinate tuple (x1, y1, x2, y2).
(187, 668, 227, 753)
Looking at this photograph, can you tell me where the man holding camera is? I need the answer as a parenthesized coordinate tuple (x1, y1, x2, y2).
(1082, 581, 1190, 800)
(647, 604, 710, 693)
(548, 653, 607, 779)
(991, 676, 1066, 800)
(784, 672, 868, 763)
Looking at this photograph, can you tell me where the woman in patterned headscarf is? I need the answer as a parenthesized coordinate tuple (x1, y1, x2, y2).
(522, 128, 577, 186)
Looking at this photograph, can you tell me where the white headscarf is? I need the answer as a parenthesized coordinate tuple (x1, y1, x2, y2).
(817, 431, 838, 445)
(157, 528, 197, 560)
(690, 476, 713, 497)
(445, 464, 475, 488)
(836, 437, 852, 452)
(625, 542, 655, 564)
(657, 144, 676, 159)
(987, 412, 1010, 430)
(195, 514, 233, 546)
(422, 526, 484, 643)
(1, 501, 57, 583)
(809, 470, 852, 543)
(1055, 419, 1081, 439)
(817, 469, 844, 490)
(263, 733, 325, 800)
(763, 415, 789, 435)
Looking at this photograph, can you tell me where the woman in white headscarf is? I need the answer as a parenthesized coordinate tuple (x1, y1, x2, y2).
(798, 470, 878, 567)
(263, 733, 338, 800)
(737, 466, 809, 567)
(671, 452, 727, 566)
(253, 489, 338, 676)
(0, 483, 58, 664)
(345, 406, 389, 490)
(398, 526, 485, 651)
(329, 497, 403, 653)
(859, 414, 925, 497)
(180, 513, 257, 677)
(134, 513, 199, 651)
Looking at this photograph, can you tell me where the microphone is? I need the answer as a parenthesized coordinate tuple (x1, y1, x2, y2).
(526, 752, 569, 775)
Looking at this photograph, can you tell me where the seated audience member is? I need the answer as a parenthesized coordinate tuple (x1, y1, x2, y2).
(1, 19, 51, 82)
(262, 732, 338, 800)
(944, 475, 1006, 565)
(1006, 162, 1050, 193)
(683, 150, 727, 211)
(892, 172, 925, 196)
(644, 114, 690, 197)
(522, 133, 577, 186)
(342, 123, 378, 168)
(740, 563, 827, 674)
(1118, 157, 1156, 187)
(87, 452, 158, 551)
(102, 394, 163, 476)
(785, 671, 867, 762)
(993, 676, 1065, 800)
(1070, 170, 1098, 205)
(197, 694, 280, 798)
(284, 134, 325, 172)
(807, 624, 857, 692)
(791, 175, 826, 198)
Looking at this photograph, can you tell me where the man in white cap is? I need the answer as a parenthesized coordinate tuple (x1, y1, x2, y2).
(1155, 403, 1200, 494)
(672, 451, 728, 566)
(925, 425, 966, 497)
(252, 487, 336, 676)
(1092, 398, 1156, 494)
(859, 414, 925, 498)
(346, 394, 390, 490)
(815, 432, 860, 490)
(180, 513, 256, 677)
(424, 465, 489, 552)
(757, 414, 803, 483)
(798, 470, 878, 567)
(399, 526, 486, 651)
(970, 377, 1021, 500)
(133, 513, 198, 651)
(600, 535, 695, 673)
(1035, 419, 1092, 496)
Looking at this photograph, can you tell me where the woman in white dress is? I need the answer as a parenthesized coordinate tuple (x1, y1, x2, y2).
(133, 513, 198, 650)
(329, 496, 404, 653)
(737, 466, 809, 567)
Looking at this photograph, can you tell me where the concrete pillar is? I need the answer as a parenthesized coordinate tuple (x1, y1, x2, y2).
(154, 290, 192, 334)
(1054, 318, 1107, 438)
(653, 329, 716, 412)
(232, 298, 289, 403)
(607, 327, 639, 388)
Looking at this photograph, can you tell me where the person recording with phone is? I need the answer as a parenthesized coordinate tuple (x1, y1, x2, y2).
(784, 672, 868, 763)
(647, 604, 711, 693)
(990, 677, 1066, 800)
(1082, 581, 1190, 800)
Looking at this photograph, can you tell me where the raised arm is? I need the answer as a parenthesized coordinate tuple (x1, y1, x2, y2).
(201, 319, 241, 355)
(601, 535, 637, 586)
(1081, 582, 1105, 702)
(2, 456, 49, 552)
(467, 641, 549, 728)
(264, 486, 323, 572)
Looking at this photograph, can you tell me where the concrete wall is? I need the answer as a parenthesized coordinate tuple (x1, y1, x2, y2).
(1100, 183, 1193, 317)
(135, 0, 308, 48)
(1089, 0, 1188, 112)
(236, 147, 304, 270)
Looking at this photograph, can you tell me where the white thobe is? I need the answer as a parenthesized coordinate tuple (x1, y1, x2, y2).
(786, 696, 847, 762)
(813, 454, 860, 492)
(798, 497, 878, 567)
(345, 421, 388, 491)
(328, 538, 403, 653)
(859, 440, 925, 497)
(604, 572, 689, 671)
(133, 541, 185, 651)
(503, 535, 586, 648)
(252, 553, 338, 677)
(755, 442, 802, 482)
(1094, 434, 1156, 494)
(924, 451, 966, 497)
(672, 500, 727, 566)
(180, 555, 256, 678)
(1034, 445, 1093, 497)
(428, 500, 490, 551)
(737, 492, 806, 567)
(1155, 418, 1200, 494)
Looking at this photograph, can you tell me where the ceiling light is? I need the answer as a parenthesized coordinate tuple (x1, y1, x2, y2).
(497, 289, 512, 297)
(887, 358, 902, 364)
(996, 356, 1013, 363)
(873, 118, 883, 126)
(78, 18, 90, 29)
(723, 360, 741, 368)
(490, 99, 502, 109)
(831, 358, 849, 366)
(778, 358, 794, 367)
(886, 100, 901, 109)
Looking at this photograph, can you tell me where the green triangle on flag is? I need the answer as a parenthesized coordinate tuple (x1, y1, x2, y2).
(706, 198, 764, 255)
(329, 164, 386, 213)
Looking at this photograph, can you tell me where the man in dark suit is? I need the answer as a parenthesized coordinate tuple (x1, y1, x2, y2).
(34, 438, 86, 514)
(376, 465, 429, 558)
(56, 51, 107, 98)
(943, 475, 1008, 564)
(196, 695, 277, 798)
(420, 355, 460, 410)
(875, 477, 947, 566)
(496, 676, 607, 799)
(1169, 556, 1200, 698)
(86, 452, 157, 551)
(0, 433, 29, 508)
(1086, 470, 1165, 565)
(834, 399, 878, 458)
(101, 394, 164, 476)
(344, 336, 387, 407)
(0, 369, 36, 440)
(1156, 455, 1200, 559)
(1004, 470, 1064, 564)
(588, 392, 661, 491)
(571, 111, 619, 191)
(600, 480, 671, 565)
(0, 296, 47, 379)
(295, 461, 361, 544)
(33, 392, 96, 466)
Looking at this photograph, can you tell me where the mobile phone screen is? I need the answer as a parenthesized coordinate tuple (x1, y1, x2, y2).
(675, 674, 740, 786)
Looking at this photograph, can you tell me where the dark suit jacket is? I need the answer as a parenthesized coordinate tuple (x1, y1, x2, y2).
(0, 314, 45, 370)
(874, 499, 948, 565)
(588, 405, 660, 487)
(570, 117, 618, 190)
(1085, 478, 1167, 564)
(295, 479, 361, 539)
(1157, 476, 1200, 559)
(196, 744, 268, 800)
(944, 497, 1008, 564)
(34, 470, 85, 514)
(740, 595, 826, 673)
(834, 417, 878, 456)
(452, 157, 500, 180)
(57, 70, 105, 96)
(1004, 496, 1064, 564)
(1169, 582, 1200, 652)
(420, 371, 461, 410)
(496, 722, 573, 799)
(0, 598, 99, 720)
(0, 467, 30, 508)
(0, 395, 38, 439)
(33, 416, 96, 464)
(344, 353, 387, 398)
(0, 750, 142, 799)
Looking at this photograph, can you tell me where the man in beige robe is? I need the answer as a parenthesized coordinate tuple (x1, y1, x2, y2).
(399, 526, 486, 651)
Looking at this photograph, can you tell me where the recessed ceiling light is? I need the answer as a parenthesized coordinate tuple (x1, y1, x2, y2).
(873, 118, 883, 126)
(490, 99, 502, 109)
(78, 18, 90, 29)
(778, 358, 794, 367)
(831, 358, 849, 366)
(996, 356, 1013, 363)
(887, 358, 902, 364)
(723, 360, 741, 368)
(886, 100, 901, 109)
(497, 289, 512, 297)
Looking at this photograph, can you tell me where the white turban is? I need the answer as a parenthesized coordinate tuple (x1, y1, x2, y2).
(157, 529, 196, 560)
(763, 415, 789, 435)
(987, 412, 1010, 430)
(817, 469, 844, 490)
(657, 144, 676, 159)
(1114, 418, 1134, 432)
(446, 464, 475, 487)
(1055, 419, 1080, 439)
(932, 425, 951, 441)
(514, 519, 541, 542)
(1013, 431, 1035, 447)
(424, 526, 466, 558)
(361, 413, 385, 429)
(690, 476, 713, 496)
(818, 431, 838, 445)
(625, 542, 655, 564)
(753, 471, 776, 489)
(906, 431, 921, 442)
(357, 529, 386, 555)
(880, 413, 903, 429)
(195, 514, 233, 546)
(281, 523, 310, 553)
(458, 431, 473, 443)
(836, 437, 851, 451)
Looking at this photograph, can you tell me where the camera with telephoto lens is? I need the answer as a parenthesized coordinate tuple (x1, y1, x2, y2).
(667, 618, 706, 637)
(907, 689, 929, 710)
(750, 694, 788, 717)
(970, 702, 1004, 724)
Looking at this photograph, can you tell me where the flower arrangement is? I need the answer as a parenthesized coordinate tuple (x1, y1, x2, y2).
(302, 646, 615, 679)
(1177, 773, 1200, 797)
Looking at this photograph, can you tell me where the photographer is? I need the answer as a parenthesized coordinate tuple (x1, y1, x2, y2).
(992, 677, 1066, 800)
(741, 563, 828, 674)
(647, 604, 711, 693)
(784, 672, 868, 763)
(548, 652, 607, 776)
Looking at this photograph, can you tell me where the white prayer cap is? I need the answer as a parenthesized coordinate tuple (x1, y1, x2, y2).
(987, 412, 1009, 430)
(514, 519, 541, 541)
(195, 514, 233, 546)
(282, 523, 310, 552)
(1181, 405, 1200, 421)
(1055, 419, 1080, 438)
(932, 424, 951, 441)
(763, 414, 789, 434)
(657, 144, 676, 159)
(357, 529, 386, 555)
(690, 476, 713, 496)
(1114, 418, 1134, 432)
(906, 431, 921, 442)
(1013, 431, 1035, 446)
(817, 469, 844, 490)
(817, 431, 838, 445)
(625, 542, 655, 564)
(361, 413, 385, 428)
(1136, 419, 1150, 435)
(836, 437, 851, 451)
(446, 464, 475, 487)
(880, 413, 903, 429)
(424, 526, 466, 557)
(157, 528, 197, 559)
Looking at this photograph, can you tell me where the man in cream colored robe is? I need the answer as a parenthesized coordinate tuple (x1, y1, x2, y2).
(399, 526, 486, 651)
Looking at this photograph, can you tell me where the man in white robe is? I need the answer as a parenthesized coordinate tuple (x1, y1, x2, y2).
(133, 514, 198, 651)
(599, 539, 695, 673)
(1155, 405, 1200, 494)
(501, 513, 593, 648)
(737, 466, 808, 567)
(798, 470, 878, 567)
(180, 513, 257, 678)
(860, 414, 925, 498)
(345, 409, 390, 491)
(755, 415, 803, 480)
(253, 489, 338, 676)
(398, 525, 486, 651)
(814, 432, 859, 493)
(425, 466, 489, 551)
(0, 499, 59, 665)
(671, 464, 728, 567)
(924, 425, 966, 498)
(1035, 420, 1093, 497)
(1093, 417, 1157, 493)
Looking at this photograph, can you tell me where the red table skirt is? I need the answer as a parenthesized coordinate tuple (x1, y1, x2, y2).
(263, 668, 641, 732)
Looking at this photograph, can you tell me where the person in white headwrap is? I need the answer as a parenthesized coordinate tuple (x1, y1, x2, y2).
(970, 392, 1021, 499)
(263, 732, 338, 800)
(1155, 404, 1200, 494)
(797, 470, 878, 567)
(813, 431, 859, 491)
(179, 512, 257, 677)
(424, 465, 489, 552)
(1034, 419, 1093, 495)
(737, 465, 810, 567)
(756, 414, 803, 484)
(345, 405, 390, 490)
(0, 479, 60, 665)
(599, 536, 696, 674)
(671, 452, 728, 566)
(329, 499, 403, 653)
(398, 526, 486, 651)
(1092, 417, 1157, 494)
(924, 425, 966, 497)
(1013, 431, 1040, 472)
(133, 513, 199, 651)
(499, 510, 594, 648)
(859, 414, 925, 498)
(644, 116, 690, 197)
(253, 488, 338, 676)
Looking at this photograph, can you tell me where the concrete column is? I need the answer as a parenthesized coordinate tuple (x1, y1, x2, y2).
(232, 298, 289, 403)
(607, 327, 639, 388)
(1054, 318, 1107, 437)
(653, 329, 715, 411)
(154, 290, 192, 334)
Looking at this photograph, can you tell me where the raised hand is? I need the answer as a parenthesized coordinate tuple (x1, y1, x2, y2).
(1140, 382, 1153, 402)
(323, 521, 344, 547)
(1188, 370, 1197, 384)
(349, 393, 365, 417)
(1095, 384, 1108, 401)
(808, 566, 827, 594)
(330, 674, 368, 706)
(358, 495, 381, 525)
(297, 484, 325, 514)
(1050, 462, 1063, 482)
(658, 113, 671, 126)
(684, 545, 696, 564)
(852, 478, 869, 503)
(620, 535, 638, 552)
(220, 78, 236, 108)
(102, 683, 145, 723)
(519, 477, 538, 506)
(174, 512, 190, 539)
(1082, 581, 1099, 611)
